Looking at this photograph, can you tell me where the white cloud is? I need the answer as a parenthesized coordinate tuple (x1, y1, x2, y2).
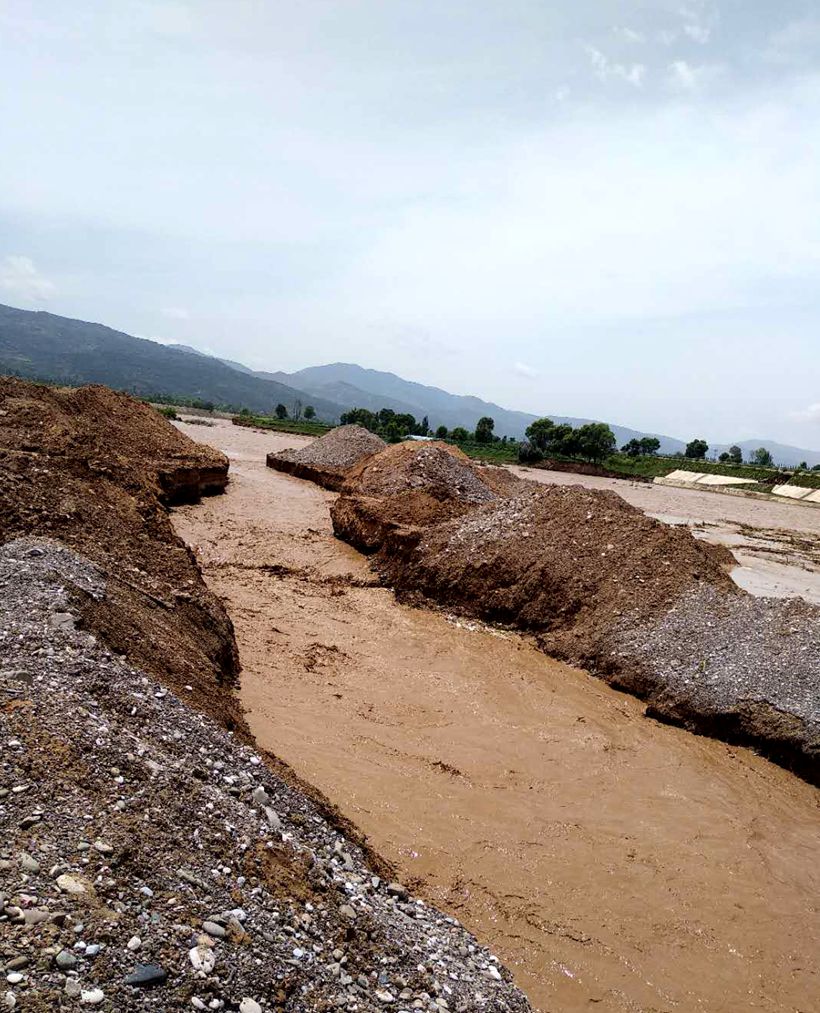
(680, 4, 713, 45)
(513, 361, 539, 379)
(614, 27, 645, 44)
(0, 255, 55, 304)
(792, 404, 820, 424)
(667, 60, 723, 92)
(161, 306, 190, 320)
(586, 46, 646, 87)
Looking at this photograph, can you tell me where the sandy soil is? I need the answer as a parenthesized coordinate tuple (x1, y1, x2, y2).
(173, 419, 820, 1013)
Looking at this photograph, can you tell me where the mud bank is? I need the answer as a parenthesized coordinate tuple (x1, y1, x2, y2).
(173, 419, 820, 1013)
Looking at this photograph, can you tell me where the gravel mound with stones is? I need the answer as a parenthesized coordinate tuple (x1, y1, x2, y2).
(266, 427, 386, 492)
(331, 444, 525, 553)
(0, 538, 532, 1013)
(613, 584, 820, 778)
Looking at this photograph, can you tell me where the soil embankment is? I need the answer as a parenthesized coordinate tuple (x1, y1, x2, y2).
(331, 441, 818, 778)
(0, 378, 240, 729)
(173, 419, 820, 1013)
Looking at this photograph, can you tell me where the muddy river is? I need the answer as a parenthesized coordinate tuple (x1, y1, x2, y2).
(173, 419, 820, 1013)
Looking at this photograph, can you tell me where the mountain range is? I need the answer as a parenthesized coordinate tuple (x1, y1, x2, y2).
(1, 302, 817, 466)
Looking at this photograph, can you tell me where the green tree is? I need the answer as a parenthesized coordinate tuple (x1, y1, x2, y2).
(419, 415, 430, 436)
(525, 418, 555, 452)
(435, 425, 448, 439)
(621, 439, 643, 458)
(685, 439, 708, 460)
(340, 407, 377, 430)
(303, 405, 316, 420)
(451, 426, 469, 442)
(639, 437, 660, 456)
(551, 423, 579, 457)
(718, 452, 731, 463)
(576, 422, 617, 464)
(518, 441, 544, 463)
(797, 461, 808, 471)
(474, 416, 495, 444)
(275, 403, 288, 420)
(728, 445, 743, 465)
(752, 447, 774, 467)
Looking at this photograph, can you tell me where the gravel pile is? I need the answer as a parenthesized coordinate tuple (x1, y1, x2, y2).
(267, 428, 386, 491)
(331, 444, 524, 553)
(613, 584, 820, 777)
(0, 538, 532, 1013)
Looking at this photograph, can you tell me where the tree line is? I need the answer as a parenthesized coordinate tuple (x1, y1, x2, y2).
(240, 398, 818, 472)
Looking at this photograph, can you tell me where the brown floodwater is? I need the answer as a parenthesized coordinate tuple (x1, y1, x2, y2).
(173, 419, 820, 1013)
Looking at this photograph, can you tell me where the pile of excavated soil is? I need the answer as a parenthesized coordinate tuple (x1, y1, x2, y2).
(331, 442, 525, 552)
(0, 378, 240, 731)
(370, 484, 819, 778)
(267, 426, 386, 491)
(0, 538, 531, 1013)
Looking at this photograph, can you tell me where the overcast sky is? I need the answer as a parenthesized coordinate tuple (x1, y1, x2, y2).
(1, 1, 819, 446)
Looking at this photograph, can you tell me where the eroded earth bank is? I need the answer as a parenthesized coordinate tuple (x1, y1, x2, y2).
(173, 418, 820, 1013)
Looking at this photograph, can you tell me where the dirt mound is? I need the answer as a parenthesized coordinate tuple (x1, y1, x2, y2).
(0, 539, 531, 1013)
(332, 442, 526, 552)
(377, 484, 737, 650)
(0, 377, 240, 731)
(266, 424, 386, 490)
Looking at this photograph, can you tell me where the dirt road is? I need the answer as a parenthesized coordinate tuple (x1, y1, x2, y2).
(173, 419, 820, 1013)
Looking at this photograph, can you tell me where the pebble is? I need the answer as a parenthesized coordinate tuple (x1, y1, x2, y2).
(203, 921, 226, 939)
(264, 807, 281, 831)
(56, 950, 78, 970)
(65, 980, 82, 998)
(56, 873, 89, 895)
(251, 787, 269, 806)
(239, 1001, 262, 1013)
(4, 992, 15, 1010)
(85, 944, 101, 958)
(124, 963, 167, 987)
(126, 936, 142, 951)
(19, 852, 39, 873)
(189, 946, 216, 974)
(80, 988, 105, 1005)
(339, 904, 357, 921)
(3, 960, 27, 973)
(4, 976, 22, 986)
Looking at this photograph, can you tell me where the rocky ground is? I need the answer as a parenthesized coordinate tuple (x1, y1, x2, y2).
(0, 538, 531, 1013)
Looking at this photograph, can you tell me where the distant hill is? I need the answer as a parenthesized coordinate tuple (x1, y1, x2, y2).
(4, 305, 817, 466)
(277, 362, 686, 452)
(0, 305, 344, 420)
(711, 440, 820, 469)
